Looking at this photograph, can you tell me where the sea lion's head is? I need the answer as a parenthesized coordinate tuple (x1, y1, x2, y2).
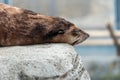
(44, 17, 89, 45)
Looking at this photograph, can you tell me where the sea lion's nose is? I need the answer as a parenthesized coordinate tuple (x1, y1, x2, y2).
(74, 29, 81, 33)
(72, 29, 81, 36)
(85, 33, 89, 39)
(73, 29, 82, 35)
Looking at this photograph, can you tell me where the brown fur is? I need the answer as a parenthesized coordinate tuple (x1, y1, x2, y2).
(0, 3, 89, 46)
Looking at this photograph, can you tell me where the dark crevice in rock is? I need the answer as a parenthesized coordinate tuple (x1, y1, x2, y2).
(18, 71, 60, 80)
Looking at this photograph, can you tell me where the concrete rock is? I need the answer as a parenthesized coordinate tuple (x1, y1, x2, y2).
(0, 44, 90, 80)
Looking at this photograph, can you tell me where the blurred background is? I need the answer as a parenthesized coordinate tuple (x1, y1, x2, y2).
(0, 0, 120, 80)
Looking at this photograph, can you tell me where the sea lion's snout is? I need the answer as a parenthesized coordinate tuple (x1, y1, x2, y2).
(70, 27, 89, 45)
(85, 33, 89, 40)
(73, 29, 89, 40)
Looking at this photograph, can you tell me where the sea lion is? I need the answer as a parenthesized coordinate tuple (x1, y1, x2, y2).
(0, 3, 89, 46)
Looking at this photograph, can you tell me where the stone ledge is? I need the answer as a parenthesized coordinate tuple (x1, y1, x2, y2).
(0, 44, 90, 80)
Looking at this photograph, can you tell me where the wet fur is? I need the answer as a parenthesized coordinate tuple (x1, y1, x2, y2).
(0, 3, 89, 46)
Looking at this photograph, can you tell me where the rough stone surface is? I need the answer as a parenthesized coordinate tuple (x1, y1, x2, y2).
(0, 44, 90, 80)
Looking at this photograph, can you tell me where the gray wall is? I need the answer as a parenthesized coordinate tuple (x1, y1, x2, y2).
(8, 0, 115, 28)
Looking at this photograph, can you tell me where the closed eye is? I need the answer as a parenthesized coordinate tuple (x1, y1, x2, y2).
(45, 29, 64, 39)
(57, 30, 64, 34)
